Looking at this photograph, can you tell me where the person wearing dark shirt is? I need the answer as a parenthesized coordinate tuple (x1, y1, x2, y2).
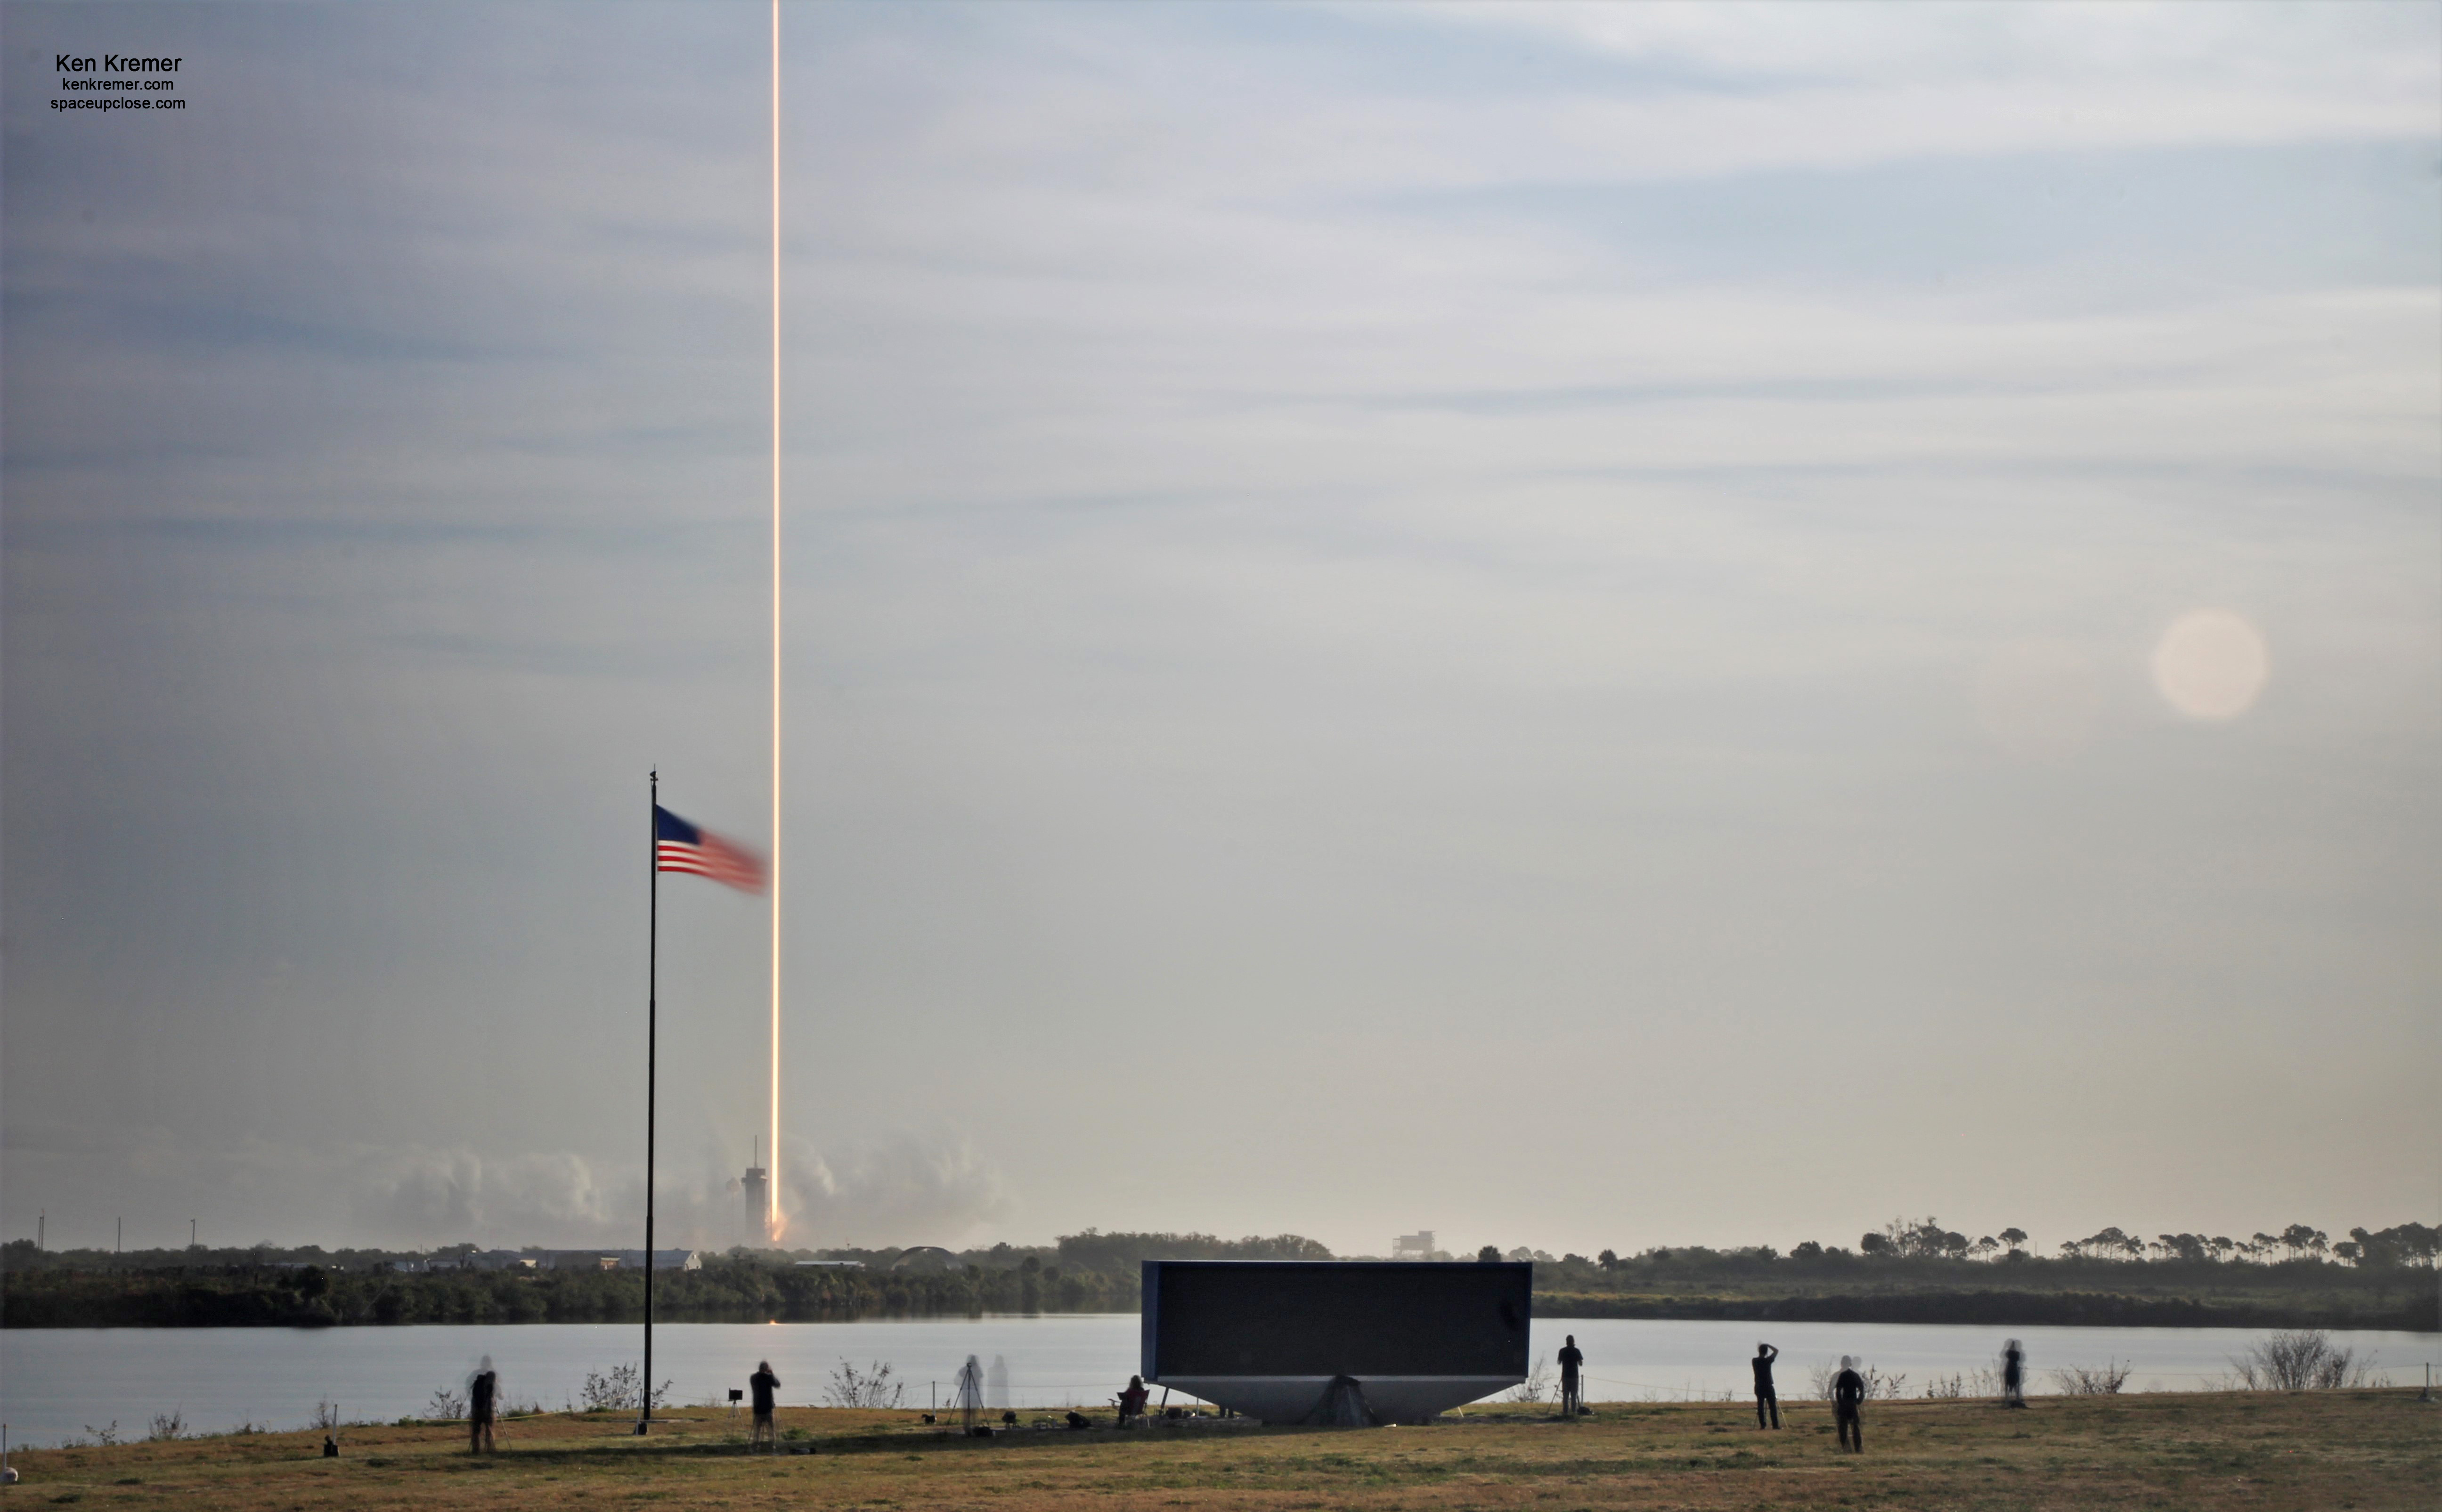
(2001, 1339, 2027, 1408)
(1832, 1355, 1866, 1453)
(467, 1357, 498, 1455)
(749, 1361, 781, 1452)
(1117, 1374, 1151, 1428)
(1556, 1336, 1585, 1417)
(1750, 1342, 1780, 1429)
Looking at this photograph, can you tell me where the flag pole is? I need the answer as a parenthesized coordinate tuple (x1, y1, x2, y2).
(639, 768, 658, 1434)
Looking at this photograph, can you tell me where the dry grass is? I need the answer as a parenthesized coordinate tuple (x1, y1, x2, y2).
(6, 1390, 2434, 1510)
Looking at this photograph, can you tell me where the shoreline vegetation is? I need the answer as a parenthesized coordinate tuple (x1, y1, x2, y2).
(5, 1220, 2434, 1332)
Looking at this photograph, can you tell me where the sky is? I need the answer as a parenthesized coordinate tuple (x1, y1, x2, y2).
(3, 1, 2436, 1262)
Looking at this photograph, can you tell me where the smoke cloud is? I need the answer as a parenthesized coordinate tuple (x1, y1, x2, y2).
(338, 1135, 1015, 1251)
(347, 1147, 619, 1247)
(777, 1134, 1016, 1250)
(7, 1118, 1010, 1253)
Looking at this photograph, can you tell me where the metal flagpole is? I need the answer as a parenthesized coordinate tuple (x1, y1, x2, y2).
(639, 769, 658, 1433)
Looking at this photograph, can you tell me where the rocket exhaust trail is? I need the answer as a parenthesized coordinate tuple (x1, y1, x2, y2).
(767, 0, 784, 1245)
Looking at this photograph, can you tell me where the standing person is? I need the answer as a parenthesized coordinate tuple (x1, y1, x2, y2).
(467, 1356, 498, 1455)
(1556, 1335, 1585, 1417)
(1116, 1374, 1150, 1428)
(749, 1360, 781, 1452)
(2001, 1340, 2027, 1409)
(1831, 1356, 1866, 1453)
(1750, 1342, 1780, 1429)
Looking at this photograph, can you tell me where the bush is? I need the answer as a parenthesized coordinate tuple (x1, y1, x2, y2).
(2229, 1330, 2379, 1391)
(1807, 1362, 1907, 1401)
(2051, 1361, 2133, 1395)
(578, 1364, 673, 1413)
(146, 1411, 185, 1442)
(1921, 1368, 2004, 1400)
(424, 1387, 466, 1421)
(823, 1359, 904, 1409)
(1506, 1356, 1553, 1404)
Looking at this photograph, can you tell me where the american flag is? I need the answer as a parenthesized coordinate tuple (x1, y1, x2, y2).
(654, 805, 765, 894)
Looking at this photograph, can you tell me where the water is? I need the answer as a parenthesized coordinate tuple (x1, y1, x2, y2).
(1, 1316, 2430, 1448)
(1543, 1318, 2434, 1405)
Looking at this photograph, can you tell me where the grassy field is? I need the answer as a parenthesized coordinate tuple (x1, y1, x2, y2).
(7, 1391, 2432, 1510)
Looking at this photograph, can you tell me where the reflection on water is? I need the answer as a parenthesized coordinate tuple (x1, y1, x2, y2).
(1, 1315, 2431, 1447)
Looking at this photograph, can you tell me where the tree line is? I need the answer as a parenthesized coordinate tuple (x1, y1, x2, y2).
(0, 1230, 1329, 1327)
(1551, 1216, 2437, 1272)
(1832, 1216, 2437, 1268)
(0, 1250, 1130, 1328)
(8, 1219, 2428, 1280)
(6, 1218, 2432, 1330)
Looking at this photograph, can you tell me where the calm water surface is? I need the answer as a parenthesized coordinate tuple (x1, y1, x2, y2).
(2, 1316, 2432, 1447)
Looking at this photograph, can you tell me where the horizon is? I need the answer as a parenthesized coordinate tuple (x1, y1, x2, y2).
(10, 1217, 2429, 1271)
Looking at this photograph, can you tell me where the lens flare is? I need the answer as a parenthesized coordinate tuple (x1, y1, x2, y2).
(2151, 610, 2269, 720)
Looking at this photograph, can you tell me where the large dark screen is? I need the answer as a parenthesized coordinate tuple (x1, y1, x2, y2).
(1147, 1261, 1530, 1377)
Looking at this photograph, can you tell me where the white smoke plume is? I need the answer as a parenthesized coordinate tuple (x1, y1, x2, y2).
(7, 1117, 1014, 1252)
(346, 1146, 622, 1246)
(775, 1133, 1015, 1250)
(349, 1134, 1015, 1251)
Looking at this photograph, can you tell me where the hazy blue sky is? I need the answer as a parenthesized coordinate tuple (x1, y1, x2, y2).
(4, 1, 2436, 1260)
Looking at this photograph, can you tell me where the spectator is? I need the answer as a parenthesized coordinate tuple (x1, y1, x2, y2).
(1557, 1335, 1585, 1417)
(467, 1357, 498, 1455)
(1116, 1375, 1151, 1427)
(749, 1360, 781, 1452)
(1832, 1356, 1866, 1453)
(1751, 1342, 1780, 1429)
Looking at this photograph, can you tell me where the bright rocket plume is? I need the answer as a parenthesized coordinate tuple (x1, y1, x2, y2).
(766, 0, 785, 1245)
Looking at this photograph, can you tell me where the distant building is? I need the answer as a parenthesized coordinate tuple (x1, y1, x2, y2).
(540, 1249, 700, 1272)
(422, 1251, 529, 1272)
(1392, 1231, 1436, 1260)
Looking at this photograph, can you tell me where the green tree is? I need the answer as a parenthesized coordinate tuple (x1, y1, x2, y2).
(2277, 1225, 2328, 1261)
